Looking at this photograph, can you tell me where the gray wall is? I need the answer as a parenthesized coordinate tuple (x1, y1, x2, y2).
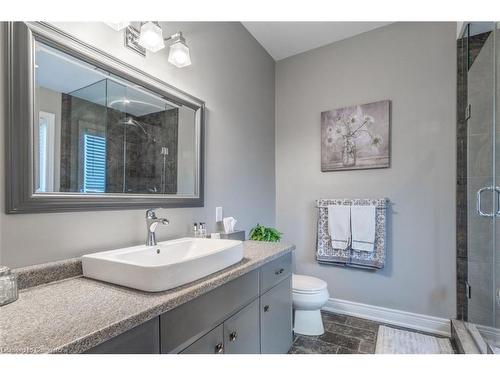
(0, 22, 276, 267)
(275, 22, 457, 318)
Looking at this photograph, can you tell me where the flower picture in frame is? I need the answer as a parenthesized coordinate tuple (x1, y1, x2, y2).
(321, 100, 390, 171)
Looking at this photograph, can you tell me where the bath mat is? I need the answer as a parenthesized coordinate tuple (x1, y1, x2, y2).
(375, 326, 454, 354)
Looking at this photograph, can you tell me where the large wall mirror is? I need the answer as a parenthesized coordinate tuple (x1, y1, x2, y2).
(6, 22, 204, 213)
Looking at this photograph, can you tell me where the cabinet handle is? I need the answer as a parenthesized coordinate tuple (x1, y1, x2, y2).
(215, 343, 224, 354)
(264, 305, 270, 312)
(275, 268, 284, 275)
(229, 331, 238, 342)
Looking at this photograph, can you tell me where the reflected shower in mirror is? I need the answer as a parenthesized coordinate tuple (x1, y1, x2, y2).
(34, 40, 197, 196)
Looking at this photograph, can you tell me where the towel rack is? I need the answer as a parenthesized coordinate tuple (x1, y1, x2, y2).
(315, 197, 389, 270)
(315, 198, 390, 209)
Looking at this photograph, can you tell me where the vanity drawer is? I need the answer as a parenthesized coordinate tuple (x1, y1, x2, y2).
(84, 317, 160, 354)
(180, 325, 224, 354)
(161, 269, 259, 353)
(259, 252, 292, 294)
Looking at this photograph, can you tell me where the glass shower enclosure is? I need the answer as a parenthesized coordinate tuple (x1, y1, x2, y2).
(460, 21, 500, 353)
(60, 78, 179, 195)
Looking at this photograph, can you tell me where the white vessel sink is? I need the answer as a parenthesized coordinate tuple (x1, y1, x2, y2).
(82, 238, 244, 292)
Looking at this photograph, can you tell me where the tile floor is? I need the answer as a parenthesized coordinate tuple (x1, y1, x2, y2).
(288, 310, 454, 354)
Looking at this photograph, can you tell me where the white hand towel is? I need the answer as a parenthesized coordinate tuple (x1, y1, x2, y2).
(327, 205, 351, 250)
(351, 205, 376, 252)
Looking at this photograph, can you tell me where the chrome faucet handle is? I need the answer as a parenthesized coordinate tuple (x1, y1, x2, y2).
(146, 208, 160, 219)
(148, 218, 169, 234)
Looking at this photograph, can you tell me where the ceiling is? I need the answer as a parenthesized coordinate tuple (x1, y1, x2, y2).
(36, 42, 176, 117)
(242, 22, 392, 61)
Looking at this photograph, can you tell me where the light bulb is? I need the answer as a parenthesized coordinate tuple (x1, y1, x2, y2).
(138, 22, 165, 53)
(172, 50, 187, 65)
(168, 39, 191, 68)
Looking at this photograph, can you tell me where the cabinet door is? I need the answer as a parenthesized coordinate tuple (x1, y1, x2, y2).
(260, 276, 292, 354)
(223, 298, 260, 354)
(180, 324, 224, 354)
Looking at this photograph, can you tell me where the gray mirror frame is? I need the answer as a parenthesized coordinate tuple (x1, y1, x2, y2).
(5, 22, 205, 214)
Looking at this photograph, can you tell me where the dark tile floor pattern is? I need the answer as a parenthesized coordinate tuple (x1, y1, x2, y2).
(289, 311, 454, 354)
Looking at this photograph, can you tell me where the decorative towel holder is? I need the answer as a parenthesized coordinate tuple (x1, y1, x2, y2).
(315, 198, 389, 270)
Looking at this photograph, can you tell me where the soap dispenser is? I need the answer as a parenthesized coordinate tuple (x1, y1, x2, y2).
(199, 222, 207, 238)
(0, 266, 18, 306)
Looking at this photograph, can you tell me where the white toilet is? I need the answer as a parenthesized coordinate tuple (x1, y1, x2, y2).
(292, 274, 329, 336)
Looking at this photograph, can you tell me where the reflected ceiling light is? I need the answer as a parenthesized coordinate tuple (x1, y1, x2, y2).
(167, 32, 191, 68)
(105, 22, 131, 31)
(138, 22, 165, 53)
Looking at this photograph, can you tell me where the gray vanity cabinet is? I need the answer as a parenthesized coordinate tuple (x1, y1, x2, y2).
(160, 270, 259, 353)
(163, 253, 292, 354)
(223, 298, 260, 354)
(260, 277, 293, 354)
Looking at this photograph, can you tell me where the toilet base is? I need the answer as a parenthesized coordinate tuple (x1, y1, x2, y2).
(293, 309, 324, 336)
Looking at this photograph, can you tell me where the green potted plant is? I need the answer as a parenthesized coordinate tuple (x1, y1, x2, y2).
(249, 224, 282, 242)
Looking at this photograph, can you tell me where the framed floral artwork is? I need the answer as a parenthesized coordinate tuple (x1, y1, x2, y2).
(321, 100, 390, 171)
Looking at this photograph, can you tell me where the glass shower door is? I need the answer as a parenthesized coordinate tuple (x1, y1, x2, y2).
(466, 21, 499, 351)
(493, 21, 500, 349)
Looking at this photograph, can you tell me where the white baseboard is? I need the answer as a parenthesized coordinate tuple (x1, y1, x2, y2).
(323, 298, 451, 337)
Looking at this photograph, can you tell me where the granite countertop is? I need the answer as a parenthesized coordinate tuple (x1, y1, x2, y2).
(0, 240, 295, 354)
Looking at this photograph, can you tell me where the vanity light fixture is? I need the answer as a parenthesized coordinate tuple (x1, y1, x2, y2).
(138, 22, 165, 53)
(167, 32, 191, 68)
(120, 22, 192, 68)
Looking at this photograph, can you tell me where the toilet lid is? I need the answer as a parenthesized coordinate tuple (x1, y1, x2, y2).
(292, 274, 327, 293)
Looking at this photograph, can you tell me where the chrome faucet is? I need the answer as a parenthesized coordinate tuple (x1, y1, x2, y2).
(146, 208, 169, 246)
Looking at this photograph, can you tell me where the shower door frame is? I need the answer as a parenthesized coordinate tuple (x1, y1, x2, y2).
(458, 21, 500, 351)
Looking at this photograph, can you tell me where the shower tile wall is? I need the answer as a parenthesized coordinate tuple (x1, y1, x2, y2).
(457, 35, 468, 320)
(106, 108, 127, 193)
(129, 109, 178, 194)
(60, 94, 179, 194)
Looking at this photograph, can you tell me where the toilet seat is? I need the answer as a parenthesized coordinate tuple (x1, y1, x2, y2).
(292, 274, 327, 294)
